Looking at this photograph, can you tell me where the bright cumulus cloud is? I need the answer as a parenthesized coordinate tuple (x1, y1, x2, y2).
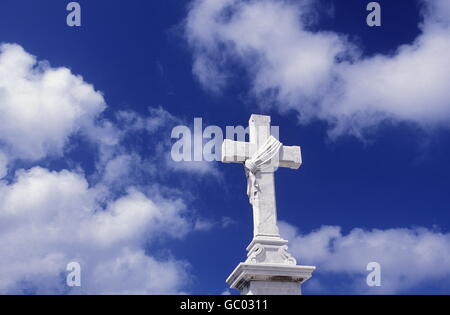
(280, 222, 450, 294)
(185, 0, 450, 137)
(0, 44, 108, 161)
(0, 44, 209, 294)
(0, 168, 190, 294)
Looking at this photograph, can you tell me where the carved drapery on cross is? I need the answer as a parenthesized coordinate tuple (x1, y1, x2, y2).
(244, 136, 283, 204)
(221, 114, 301, 238)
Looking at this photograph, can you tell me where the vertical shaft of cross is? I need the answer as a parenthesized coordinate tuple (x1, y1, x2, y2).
(249, 115, 280, 239)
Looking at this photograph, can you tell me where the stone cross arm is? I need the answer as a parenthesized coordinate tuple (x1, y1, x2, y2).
(221, 139, 302, 170)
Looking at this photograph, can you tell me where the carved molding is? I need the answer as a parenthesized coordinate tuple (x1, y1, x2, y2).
(279, 245, 297, 265)
(246, 241, 297, 265)
(246, 244, 264, 264)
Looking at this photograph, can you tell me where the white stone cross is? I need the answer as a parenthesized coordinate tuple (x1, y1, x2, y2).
(221, 114, 302, 239)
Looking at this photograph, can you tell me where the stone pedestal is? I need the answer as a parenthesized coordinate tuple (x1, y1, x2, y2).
(226, 236, 315, 295)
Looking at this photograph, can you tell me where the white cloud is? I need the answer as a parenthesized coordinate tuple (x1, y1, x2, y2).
(192, 216, 235, 232)
(279, 222, 450, 294)
(0, 152, 7, 179)
(0, 43, 107, 161)
(0, 44, 217, 294)
(220, 216, 235, 228)
(101, 154, 138, 185)
(186, 0, 450, 137)
(194, 218, 215, 231)
(166, 158, 221, 177)
(115, 108, 222, 178)
(0, 167, 191, 294)
(84, 188, 190, 246)
(115, 106, 181, 134)
(89, 248, 190, 295)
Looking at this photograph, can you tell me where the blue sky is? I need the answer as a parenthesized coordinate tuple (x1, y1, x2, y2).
(0, 0, 450, 295)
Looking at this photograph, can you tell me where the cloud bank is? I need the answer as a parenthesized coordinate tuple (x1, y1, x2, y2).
(0, 168, 190, 294)
(0, 44, 215, 294)
(186, 0, 450, 137)
(280, 222, 450, 294)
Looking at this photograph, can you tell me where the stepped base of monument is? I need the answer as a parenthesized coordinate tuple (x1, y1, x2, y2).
(226, 263, 315, 295)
